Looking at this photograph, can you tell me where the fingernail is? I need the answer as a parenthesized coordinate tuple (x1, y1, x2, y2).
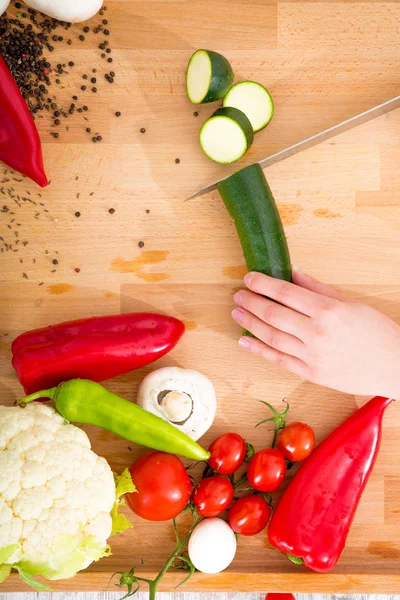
(292, 265, 302, 273)
(239, 337, 251, 349)
(244, 272, 253, 286)
(232, 308, 244, 324)
(233, 291, 243, 304)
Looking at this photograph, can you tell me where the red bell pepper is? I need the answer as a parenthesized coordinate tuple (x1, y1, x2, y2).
(12, 313, 185, 394)
(0, 55, 48, 187)
(268, 396, 393, 572)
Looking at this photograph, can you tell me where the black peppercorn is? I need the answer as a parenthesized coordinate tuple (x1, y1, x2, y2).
(138, 241, 144, 248)
(75, 211, 81, 217)
(104, 29, 110, 35)
(54, 118, 60, 125)
(106, 48, 111, 53)
(79, 35, 85, 41)
(92, 137, 97, 143)
(52, 259, 58, 265)
(96, 135, 102, 141)
(68, 61, 74, 67)
(108, 208, 115, 214)
(83, 26, 89, 32)
(91, 77, 96, 83)
(81, 85, 86, 90)
(86, 127, 91, 133)
(83, 105, 88, 111)
(82, 74, 88, 79)
(92, 87, 97, 93)
(140, 127, 146, 133)
(175, 158, 180, 164)
(110, 71, 115, 77)
(107, 58, 113, 63)
(115, 111, 121, 117)
(102, 19, 108, 24)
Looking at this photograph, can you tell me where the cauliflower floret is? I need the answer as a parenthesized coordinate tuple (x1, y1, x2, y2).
(0, 404, 122, 584)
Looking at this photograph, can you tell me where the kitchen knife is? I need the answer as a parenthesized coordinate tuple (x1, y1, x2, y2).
(186, 95, 400, 201)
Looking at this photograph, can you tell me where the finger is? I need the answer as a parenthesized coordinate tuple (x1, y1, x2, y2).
(292, 266, 346, 301)
(232, 308, 305, 359)
(244, 272, 332, 317)
(238, 335, 309, 379)
(234, 289, 311, 341)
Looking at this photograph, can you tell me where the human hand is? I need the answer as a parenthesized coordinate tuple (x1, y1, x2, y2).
(232, 267, 400, 399)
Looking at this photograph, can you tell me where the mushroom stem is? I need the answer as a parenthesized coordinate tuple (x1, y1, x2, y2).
(157, 391, 193, 425)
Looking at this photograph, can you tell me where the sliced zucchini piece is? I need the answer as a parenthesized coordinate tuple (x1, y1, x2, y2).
(186, 49, 234, 104)
(223, 81, 274, 132)
(199, 106, 254, 164)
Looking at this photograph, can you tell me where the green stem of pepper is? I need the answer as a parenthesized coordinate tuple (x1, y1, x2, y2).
(18, 388, 57, 407)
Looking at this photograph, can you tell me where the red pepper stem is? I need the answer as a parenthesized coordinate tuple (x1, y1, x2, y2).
(18, 387, 57, 407)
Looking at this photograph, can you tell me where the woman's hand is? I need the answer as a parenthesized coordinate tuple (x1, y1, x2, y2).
(232, 267, 400, 399)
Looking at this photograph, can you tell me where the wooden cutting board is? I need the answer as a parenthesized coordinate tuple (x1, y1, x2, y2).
(1, 0, 400, 593)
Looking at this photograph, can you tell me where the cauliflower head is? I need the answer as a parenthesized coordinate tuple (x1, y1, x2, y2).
(0, 403, 133, 588)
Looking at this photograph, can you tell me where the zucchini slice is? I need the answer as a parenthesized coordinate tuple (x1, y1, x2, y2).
(223, 81, 274, 132)
(186, 49, 234, 104)
(199, 107, 254, 164)
(218, 163, 291, 281)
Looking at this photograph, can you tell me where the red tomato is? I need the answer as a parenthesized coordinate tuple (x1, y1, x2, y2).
(126, 451, 191, 521)
(247, 448, 286, 492)
(208, 432, 246, 475)
(277, 422, 315, 462)
(228, 494, 271, 536)
(192, 475, 234, 517)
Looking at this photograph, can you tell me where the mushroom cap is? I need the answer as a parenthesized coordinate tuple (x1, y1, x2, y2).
(136, 367, 217, 441)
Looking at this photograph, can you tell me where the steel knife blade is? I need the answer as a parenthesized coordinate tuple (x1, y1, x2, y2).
(186, 95, 400, 201)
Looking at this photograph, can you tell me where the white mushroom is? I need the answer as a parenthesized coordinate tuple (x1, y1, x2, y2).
(136, 367, 217, 441)
(0, 0, 11, 14)
(23, 0, 103, 23)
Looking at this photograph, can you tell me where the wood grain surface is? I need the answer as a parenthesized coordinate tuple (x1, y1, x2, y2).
(1, 0, 400, 594)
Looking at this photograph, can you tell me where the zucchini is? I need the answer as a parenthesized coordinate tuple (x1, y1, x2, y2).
(223, 81, 274, 132)
(186, 49, 234, 104)
(218, 163, 291, 282)
(200, 107, 254, 164)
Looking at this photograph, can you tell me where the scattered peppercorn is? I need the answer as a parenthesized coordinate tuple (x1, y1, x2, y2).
(83, 105, 88, 111)
(110, 71, 115, 77)
(73, 95, 78, 101)
(193, 111, 199, 116)
(115, 111, 121, 117)
(96, 135, 102, 141)
(104, 29, 110, 35)
(138, 241, 144, 248)
(52, 259, 58, 265)
(54, 119, 60, 125)
(68, 61, 74, 67)
(92, 137, 97, 143)
(175, 158, 180, 164)
(75, 211, 81, 217)
(83, 26, 90, 33)
(75, 267, 81, 273)
(79, 34, 85, 41)
(146, 209, 150, 214)
(106, 48, 111, 54)
(140, 128, 146, 133)
(82, 74, 88, 79)
(81, 85, 86, 90)
(91, 77, 96, 84)
(102, 19, 108, 24)
(108, 208, 115, 214)
(92, 87, 97, 93)
(86, 127, 91, 132)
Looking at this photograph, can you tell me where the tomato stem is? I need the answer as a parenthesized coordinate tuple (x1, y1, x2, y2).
(256, 399, 289, 448)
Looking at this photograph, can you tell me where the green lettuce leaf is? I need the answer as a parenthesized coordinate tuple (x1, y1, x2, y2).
(111, 468, 136, 536)
(0, 564, 12, 584)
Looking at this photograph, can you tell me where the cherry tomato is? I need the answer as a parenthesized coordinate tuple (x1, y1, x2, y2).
(126, 451, 191, 521)
(228, 494, 271, 536)
(247, 448, 286, 492)
(277, 422, 315, 462)
(208, 432, 246, 475)
(192, 475, 234, 517)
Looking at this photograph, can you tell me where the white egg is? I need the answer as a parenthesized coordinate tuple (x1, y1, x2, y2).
(188, 518, 237, 574)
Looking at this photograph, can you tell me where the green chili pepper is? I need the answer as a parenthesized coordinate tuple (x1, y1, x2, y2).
(19, 379, 210, 461)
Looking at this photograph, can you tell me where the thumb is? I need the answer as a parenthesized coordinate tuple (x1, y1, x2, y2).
(292, 266, 346, 301)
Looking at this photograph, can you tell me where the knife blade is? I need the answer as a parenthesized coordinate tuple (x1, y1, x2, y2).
(186, 95, 400, 201)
